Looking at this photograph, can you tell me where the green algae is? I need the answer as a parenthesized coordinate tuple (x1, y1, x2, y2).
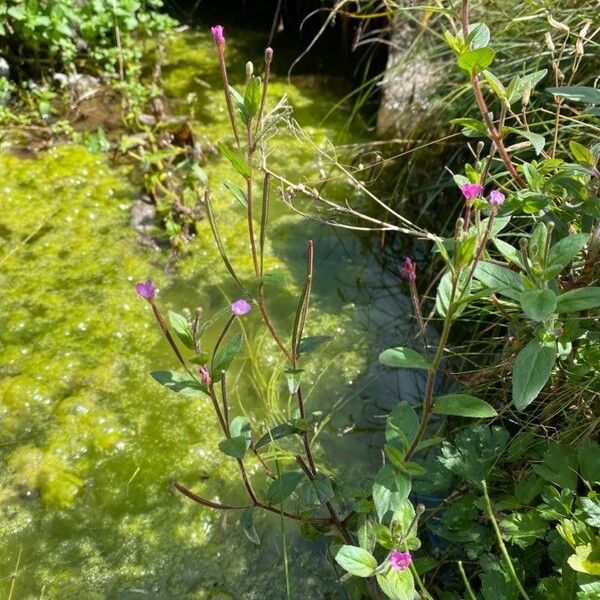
(0, 29, 394, 599)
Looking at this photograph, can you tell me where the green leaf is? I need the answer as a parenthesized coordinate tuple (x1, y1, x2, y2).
(228, 85, 247, 122)
(218, 435, 248, 459)
(197, 306, 231, 338)
(547, 233, 589, 269)
(473, 261, 525, 301)
(334, 545, 378, 578)
(493, 238, 525, 269)
(243, 76, 262, 118)
(509, 127, 545, 155)
(450, 117, 488, 136)
(379, 347, 430, 370)
(512, 340, 556, 411)
(266, 470, 304, 504)
(433, 394, 497, 418)
(239, 507, 260, 545)
(211, 333, 243, 380)
(218, 142, 251, 178)
(372, 465, 411, 522)
(457, 47, 495, 74)
(222, 180, 247, 208)
(298, 335, 333, 355)
(520, 289, 557, 321)
(436, 269, 472, 319)
(569, 141, 596, 168)
(533, 442, 578, 490)
(168, 311, 194, 350)
(482, 69, 505, 99)
(376, 568, 415, 600)
(230, 416, 251, 439)
(547, 86, 600, 104)
(284, 368, 303, 394)
(298, 474, 334, 507)
(506, 70, 547, 104)
(254, 423, 300, 449)
(468, 23, 490, 49)
(151, 370, 207, 398)
(499, 510, 548, 548)
(556, 287, 600, 313)
(386, 402, 419, 451)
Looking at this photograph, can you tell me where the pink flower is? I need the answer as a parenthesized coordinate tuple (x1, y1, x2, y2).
(135, 280, 156, 301)
(399, 257, 416, 283)
(389, 550, 412, 572)
(489, 189, 505, 206)
(460, 182, 484, 200)
(231, 299, 252, 316)
(211, 25, 225, 45)
(199, 365, 212, 386)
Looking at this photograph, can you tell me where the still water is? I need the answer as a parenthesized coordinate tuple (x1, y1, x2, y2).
(0, 28, 417, 599)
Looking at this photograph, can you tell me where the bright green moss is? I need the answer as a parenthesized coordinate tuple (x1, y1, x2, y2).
(0, 30, 375, 599)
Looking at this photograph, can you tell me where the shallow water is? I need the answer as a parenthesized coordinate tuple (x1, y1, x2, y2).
(0, 29, 418, 599)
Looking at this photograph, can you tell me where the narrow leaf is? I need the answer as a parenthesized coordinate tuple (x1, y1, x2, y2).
(556, 287, 600, 313)
(223, 180, 247, 208)
(151, 370, 207, 398)
(218, 142, 251, 178)
(433, 394, 497, 418)
(379, 347, 430, 370)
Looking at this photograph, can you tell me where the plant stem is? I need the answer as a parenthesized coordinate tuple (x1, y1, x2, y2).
(214, 42, 241, 147)
(458, 561, 478, 600)
(405, 279, 458, 461)
(482, 480, 531, 600)
(150, 301, 192, 376)
(173, 481, 249, 510)
(460, 0, 525, 188)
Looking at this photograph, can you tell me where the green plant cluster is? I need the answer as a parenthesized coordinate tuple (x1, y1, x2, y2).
(73, 4, 597, 600)
(0, 0, 172, 75)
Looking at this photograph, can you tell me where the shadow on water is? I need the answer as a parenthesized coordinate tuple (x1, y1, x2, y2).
(0, 27, 428, 599)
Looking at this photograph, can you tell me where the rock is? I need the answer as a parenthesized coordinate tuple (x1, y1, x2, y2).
(130, 196, 156, 234)
(376, 15, 439, 136)
(0, 56, 9, 78)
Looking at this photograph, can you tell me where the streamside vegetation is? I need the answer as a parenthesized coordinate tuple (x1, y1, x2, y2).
(1, 1, 598, 599)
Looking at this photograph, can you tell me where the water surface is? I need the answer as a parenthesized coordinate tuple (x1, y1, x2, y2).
(0, 29, 417, 599)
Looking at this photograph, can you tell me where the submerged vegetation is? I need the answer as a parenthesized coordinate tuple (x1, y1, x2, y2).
(1, 1, 599, 599)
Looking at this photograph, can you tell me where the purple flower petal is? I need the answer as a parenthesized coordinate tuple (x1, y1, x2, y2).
(389, 550, 412, 572)
(489, 189, 506, 206)
(460, 182, 484, 200)
(135, 280, 156, 301)
(211, 25, 225, 45)
(231, 299, 252, 316)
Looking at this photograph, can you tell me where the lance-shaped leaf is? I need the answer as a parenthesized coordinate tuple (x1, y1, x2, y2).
(512, 340, 556, 411)
(379, 347, 430, 370)
(520, 289, 557, 321)
(218, 142, 251, 178)
(168, 311, 194, 350)
(254, 423, 300, 449)
(556, 287, 600, 313)
(222, 180, 247, 208)
(211, 333, 243, 380)
(239, 507, 260, 545)
(151, 370, 208, 397)
(473, 261, 525, 300)
(266, 470, 304, 504)
(433, 394, 497, 418)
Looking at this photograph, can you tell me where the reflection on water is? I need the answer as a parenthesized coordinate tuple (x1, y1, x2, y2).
(0, 29, 424, 598)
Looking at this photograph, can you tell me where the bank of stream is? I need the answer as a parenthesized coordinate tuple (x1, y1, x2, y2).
(0, 28, 420, 599)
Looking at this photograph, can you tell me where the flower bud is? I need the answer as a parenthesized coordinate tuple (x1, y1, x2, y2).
(265, 47, 274, 65)
(210, 25, 225, 46)
(245, 61, 254, 79)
